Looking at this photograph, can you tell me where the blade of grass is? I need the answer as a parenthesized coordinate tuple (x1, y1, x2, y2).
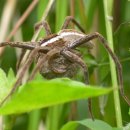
(6, 0, 39, 42)
(32, 0, 55, 41)
(27, 0, 55, 130)
(2, 116, 15, 130)
(85, 0, 98, 31)
(0, 0, 16, 55)
(55, 0, 68, 31)
(46, 105, 64, 130)
(27, 110, 41, 130)
(46, 1, 68, 130)
(0, 0, 16, 41)
(76, 0, 86, 29)
(103, 0, 122, 127)
(70, 0, 75, 17)
(0, 0, 17, 129)
(37, 0, 49, 37)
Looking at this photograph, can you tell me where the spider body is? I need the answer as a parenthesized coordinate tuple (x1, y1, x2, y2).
(0, 16, 130, 119)
(39, 29, 90, 79)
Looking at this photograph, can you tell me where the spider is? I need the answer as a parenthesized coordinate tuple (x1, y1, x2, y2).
(0, 16, 130, 119)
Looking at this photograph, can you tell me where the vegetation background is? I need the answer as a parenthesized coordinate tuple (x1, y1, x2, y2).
(0, 0, 130, 130)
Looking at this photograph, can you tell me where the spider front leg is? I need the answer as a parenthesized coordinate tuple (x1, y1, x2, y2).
(34, 20, 52, 35)
(0, 47, 41, 106)
(61, 16, 85, 33)
(18, 20, 52, 69)
(0, 41, 38, 70)
(0, 41, 37, 49)
(60, 49, 94, 119)
(68, 32, 130, 106)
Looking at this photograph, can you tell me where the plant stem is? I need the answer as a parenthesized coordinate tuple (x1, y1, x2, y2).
(27, 1, 55, 130)
(46, 105, 64, 130)
(103, 0, 122, 127)
(46, 1, 68, 130)
(3, 116, 15, 130)
(0, 0, 17, 129)
(55, 0, 68, 31)
(27, 110, 41, 130)
(0, 0, 16, 55)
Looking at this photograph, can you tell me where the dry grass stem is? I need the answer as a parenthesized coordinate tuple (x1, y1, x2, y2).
(6, 0, 39, 42)
(0, 0, 17, 55)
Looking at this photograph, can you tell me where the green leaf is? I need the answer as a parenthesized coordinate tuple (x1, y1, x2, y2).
(55, 0, 68, 31)
(7, 68, 16, 85)
(0, 69, 8, 102)
(123, 123, 130, 130)
(0, 68, 16, 102)
(61, 119, 123, 130)
(0, 78, 112, 115)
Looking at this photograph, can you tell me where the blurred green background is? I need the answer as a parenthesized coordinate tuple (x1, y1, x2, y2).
(0, 0, 130, 130)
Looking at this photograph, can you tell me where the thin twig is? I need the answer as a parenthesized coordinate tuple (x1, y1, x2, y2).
(70, 0, 75, 29)
(32, 0, 55, 41)
(70, 0, 75, 17)
(6, 0, 39, 42)
(0, 0, 17, 128)
(0, 0, 39, 57)
(0, 0, 17, 55)
(19, 0, 55, 69)
(103, 0, 122, 127)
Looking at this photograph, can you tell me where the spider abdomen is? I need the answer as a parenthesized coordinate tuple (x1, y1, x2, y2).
(39, 53, 79, 79)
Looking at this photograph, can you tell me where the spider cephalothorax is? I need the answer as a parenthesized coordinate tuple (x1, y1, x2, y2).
(0, 16, 130, 119)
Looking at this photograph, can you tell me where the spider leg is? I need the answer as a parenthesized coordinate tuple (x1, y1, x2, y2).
(34, 20, 52, 35)
(61, 50, 89, 84)
(18, 20, 52, 69)
(0, 41, 37, 49)
(27, 48, 58, 81)
(61, 49, 94, 119)
(0, 47, 41, 106)
(0, 41, 38, 70)
(61, 16, 85, 33)
(68, 32, 130, 106)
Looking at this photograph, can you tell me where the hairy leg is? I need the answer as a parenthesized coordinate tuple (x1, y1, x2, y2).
(61, 49, 94, 119)
(61, 16, 85, 33)
(19, 20, 52, 69)
(0, 41, 37, 49)
(61, 49, 89, 84)
(34, 20, 52, 35)
(68, 32, 130, 106)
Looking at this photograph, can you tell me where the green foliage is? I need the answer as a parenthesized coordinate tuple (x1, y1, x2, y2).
(0, 69, 112, 115)
(61, 119, 122, 130)
(0, 0, 130, 129)
(0, 69, 16, 103)
(55, 0, 68, 31)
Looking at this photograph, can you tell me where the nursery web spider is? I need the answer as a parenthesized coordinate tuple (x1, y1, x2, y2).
(0, 16, 130, 119)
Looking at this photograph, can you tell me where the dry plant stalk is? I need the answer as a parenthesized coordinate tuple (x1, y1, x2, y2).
(6, 0, 39, 42)
(20, 0, 55, 68)
(0, 0, 39, 56)
(0, 0, 17, 55)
